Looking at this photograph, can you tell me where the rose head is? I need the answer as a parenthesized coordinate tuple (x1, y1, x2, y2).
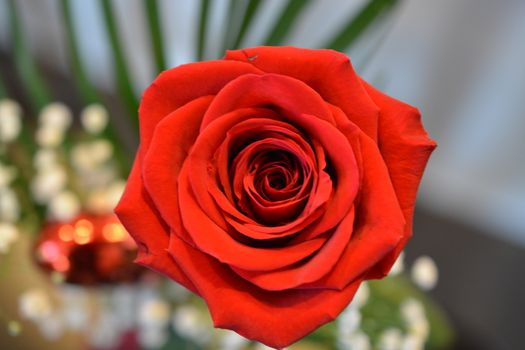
(116, 46, 436, 348)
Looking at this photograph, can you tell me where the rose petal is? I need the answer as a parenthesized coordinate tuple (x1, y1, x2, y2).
(168, 231, 363, 349)
(115, 154, 198, 294)
(360, 80, 436, 277)
(232, 207, 355, 291)
(225, 46, 379, 140)
(142, 95, 215, 244)
(303, 132, 406, 290)
(139, 60, 262, 149)
(201, 73, 335, 130)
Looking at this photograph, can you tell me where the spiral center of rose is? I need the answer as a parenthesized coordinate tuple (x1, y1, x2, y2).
(229, 136, 314, 226)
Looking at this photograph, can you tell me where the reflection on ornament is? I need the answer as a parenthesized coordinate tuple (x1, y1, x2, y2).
(34, 214, 143, 285)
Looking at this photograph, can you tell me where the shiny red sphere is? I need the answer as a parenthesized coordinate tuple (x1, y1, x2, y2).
(34, 214, 144, 285)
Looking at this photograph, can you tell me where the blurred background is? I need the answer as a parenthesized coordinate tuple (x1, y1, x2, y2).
(0, 0, 523, 349)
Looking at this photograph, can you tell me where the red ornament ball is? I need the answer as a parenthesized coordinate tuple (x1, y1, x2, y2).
(34, 213, 144, 285)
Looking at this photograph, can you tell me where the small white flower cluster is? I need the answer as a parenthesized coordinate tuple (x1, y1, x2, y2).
(389, 251, 405, 276)
(411, 256, 439, 291)
(30, 103, 80, 222)
(0, 99, 22, 143)
(17, 283, 208, 349)
(80, 104, 109, 135)
(0, 99, 23, 254)
(29, 102, 118, 221)
(399, 299, 430, 350)
(172, 304, 213, 346)
(18, 288, 63, 340)
(73, 104, 124, 216)
(36, 103, 72, 148)
(138, 296, 172, 348)
(0, 161, 20, 254)
(337, 283, 371, 350)
(335, 251, 439, 350)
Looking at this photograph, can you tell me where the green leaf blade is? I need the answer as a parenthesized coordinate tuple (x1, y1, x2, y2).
(264, 0, 311, 46)
(325, 0, 400, 52)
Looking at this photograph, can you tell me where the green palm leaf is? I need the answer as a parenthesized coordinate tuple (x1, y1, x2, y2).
(99, 0, 139, 125)
(197, 0, 211, 60)
(230, 0, 263, 49)
(7, 0, 51, 112)
(263, 0, 311, 46)
(325, 0, 400, 51)
(144, 0, 167, 72)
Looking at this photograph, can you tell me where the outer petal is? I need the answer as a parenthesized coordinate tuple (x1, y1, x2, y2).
(303, 132, 406, 290)
(142, 95, 214, 244)
(139, 60, 262, 149)
(225, 46, 379, 140)
(361, 81, 437, 277)
(115, 154, 198, 295)
(201, 73, 334, 130)
(168, 232, 363, 349)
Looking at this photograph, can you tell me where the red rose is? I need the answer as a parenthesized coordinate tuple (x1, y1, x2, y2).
(116, 46, 435, 348)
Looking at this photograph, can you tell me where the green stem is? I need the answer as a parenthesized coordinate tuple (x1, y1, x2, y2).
(0, 75, 6, 99)
(231, 0, 263, 49)
(60, 0, 132, 175)
(98, 0, 139, 127)
(59, 0, 100, 104)
(7, 0, 52, 112)
(263, 0, 311, 46)
(196, 0, 210, 61)
(325, 0, 399, 52)
(144, 0, 167, 72)
(220, 0, 242, 55)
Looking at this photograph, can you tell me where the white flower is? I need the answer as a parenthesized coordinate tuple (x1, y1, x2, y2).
(60, 286, 89, 331)
(31, 166, 67, 203)
(48, 191, 81, 222)
(39, 102, 72, 131)
(138, 298, 171, 329)
(90, 140, 114, 164)
(338, 306, 361, 337)
(110, 285, 137, 331)
(352, 282, 370, 308)
(0, 223, 19, 253)
(81, 166, 118, 189)
(81, 104, 109, 134)
(338, 331, 371, 350)
(105, 180, 126, 208)
(400, 299, 426, 324)
(411, 256, 438, 290)
(254, 344, 284, 350)
(378, 328, 403, 350)
(138, 327, 169, 349)
(86, 310, 120, 349)
(400, 299, 429, 340)
(0, 99, 22, 143)
(389, 251, 405, 276)
(71, 140, 113, 172)
(0, 189, 20, 223)
(86, 179, 127, 214)
(400, 334, 425, 350)
(33, 149, 58, 170)
(19, 289, 53, 321)
(37, 314, 63, 340)
(218, 330, 249, 350)
(172, 305, 211, 345)
(35, 126, 65, 148)
(0, 163, 17, 189)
